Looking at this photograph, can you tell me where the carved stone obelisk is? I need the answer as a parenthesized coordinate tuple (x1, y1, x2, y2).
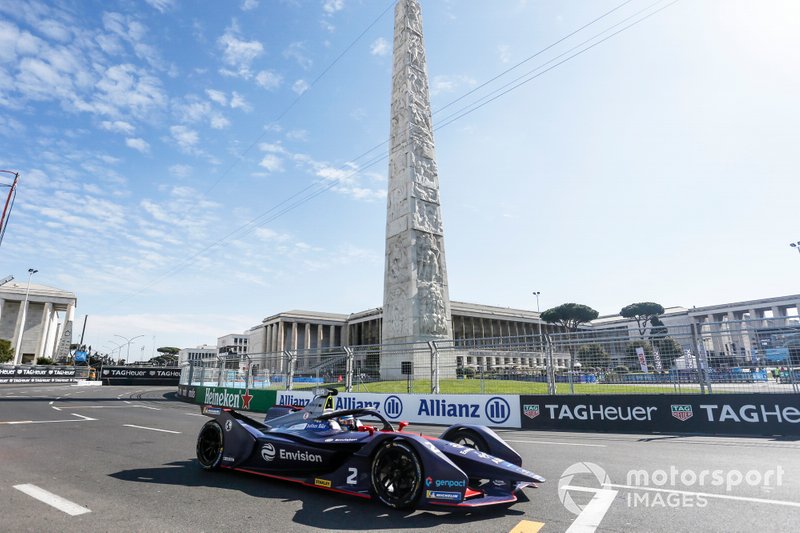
(382, 0, 452, 376)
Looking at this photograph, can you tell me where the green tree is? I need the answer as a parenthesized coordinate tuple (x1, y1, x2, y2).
(541, 303, 599, 370)
(652, 337, 684, 370)
(620, 302, 665, 337)
(157, 347, 180, 356)
(0, 339, 13, 363)
(576, 343, 611, 369)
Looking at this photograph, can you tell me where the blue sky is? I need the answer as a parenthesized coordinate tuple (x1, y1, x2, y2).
(1, 0, 799, 360)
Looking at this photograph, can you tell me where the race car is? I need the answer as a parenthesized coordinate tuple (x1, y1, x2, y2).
(195, 387, 544, 509)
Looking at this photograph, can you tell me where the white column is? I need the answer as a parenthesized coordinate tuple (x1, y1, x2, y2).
(0, 298, 4, 323)
(304, 323, 311, 351)
(290, 322, 298, 351)
(13, 299, 29, 365)
(771, 306, 784, 327)
(36, 303, 53, 362)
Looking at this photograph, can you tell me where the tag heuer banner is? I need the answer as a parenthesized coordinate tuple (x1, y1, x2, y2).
(100, 366, 181, 385)
(519, 394, 800, 436)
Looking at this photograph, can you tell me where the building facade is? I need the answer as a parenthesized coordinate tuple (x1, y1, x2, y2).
(0, 282, 76, 364)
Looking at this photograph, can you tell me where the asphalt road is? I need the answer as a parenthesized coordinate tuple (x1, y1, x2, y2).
(1, 384, 799, 532)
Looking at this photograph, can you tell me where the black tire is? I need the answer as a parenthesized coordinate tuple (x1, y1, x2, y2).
(370, 440, 423, 509)
(196, 420, 224, 470)
(448, 428, 488, 452)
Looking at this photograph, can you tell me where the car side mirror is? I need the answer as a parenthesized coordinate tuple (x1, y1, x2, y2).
(398, 421, 409, 432)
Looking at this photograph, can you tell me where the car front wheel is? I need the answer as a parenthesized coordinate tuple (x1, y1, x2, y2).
(370, 440, 423, 509)
(196, 420, 224, 470)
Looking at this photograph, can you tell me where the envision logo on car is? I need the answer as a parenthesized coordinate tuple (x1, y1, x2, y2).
(261, 443, 276, 462)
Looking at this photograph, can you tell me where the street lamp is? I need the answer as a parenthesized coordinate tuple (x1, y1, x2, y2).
(104, 341, 125, 364)
(114, 334, 145, 364)
(13, 268, 37, 365)
(790, 241, 800, 255)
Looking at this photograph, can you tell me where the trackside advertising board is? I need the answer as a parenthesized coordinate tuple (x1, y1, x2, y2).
(196, 386, 276, 412)
(100, 366, 181, 386)
(275, 391, 521, 428)
(0, 365, 78, 384)
(520, 394, 800, 436)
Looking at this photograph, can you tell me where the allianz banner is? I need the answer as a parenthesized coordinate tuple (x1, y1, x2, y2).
(100, 366, 181, 385)
(519, 394, 800, 436)
(275, 391, 521, 428)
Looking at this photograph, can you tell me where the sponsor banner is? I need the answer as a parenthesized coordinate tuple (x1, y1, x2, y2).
(197, 386, 276, 412)
(275, 391, 520, 428)
(100, 366, 181, 386)
(520, 394, 800, 436)
(0, 365, 79, 383)
(177, 385, 197, 401)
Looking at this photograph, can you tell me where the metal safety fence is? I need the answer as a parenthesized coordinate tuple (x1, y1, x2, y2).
(180, 317, 800, 395)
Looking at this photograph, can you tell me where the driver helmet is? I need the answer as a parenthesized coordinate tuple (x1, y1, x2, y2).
(338, 414, 356, 430)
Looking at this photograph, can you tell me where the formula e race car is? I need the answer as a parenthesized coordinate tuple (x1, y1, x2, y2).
(195, 388, 544, 509)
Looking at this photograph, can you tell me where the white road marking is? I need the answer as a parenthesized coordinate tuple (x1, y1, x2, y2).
(562, 486, 618, 533)
(0, 414, 97, 425)
(505, 439, 606, 448)
(604, 483, 800, 508)
(185, 413, 206, 417)
(123, 400, 131, 404)
(14, 484, 91, 516)
(123, 424, 181, 434)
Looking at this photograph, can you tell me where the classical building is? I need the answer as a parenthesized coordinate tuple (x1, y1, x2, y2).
(217, 333, 249, 355)
(178, 344, 217, 365)
(0, 281, 76, 364)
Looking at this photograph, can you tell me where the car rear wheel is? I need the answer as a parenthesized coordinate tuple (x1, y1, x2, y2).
(448, 428, 488, 452)
(371, 440, 423, 509)
(196, 420, 224, 470)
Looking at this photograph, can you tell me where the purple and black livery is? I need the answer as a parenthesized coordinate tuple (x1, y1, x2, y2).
(195, 388, 544, 509)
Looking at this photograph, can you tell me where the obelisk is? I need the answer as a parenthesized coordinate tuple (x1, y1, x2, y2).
(382, 0, 452, 377)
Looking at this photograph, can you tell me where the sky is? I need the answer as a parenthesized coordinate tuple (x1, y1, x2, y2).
(1, 0, 799, 361)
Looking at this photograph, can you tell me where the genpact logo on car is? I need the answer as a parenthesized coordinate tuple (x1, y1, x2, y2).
(435, 479, 466, 488)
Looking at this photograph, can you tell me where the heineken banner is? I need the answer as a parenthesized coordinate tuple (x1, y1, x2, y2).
(520, 394, 800, 436)
(195, 386, 277, 412)
(100, 366, 181, 385)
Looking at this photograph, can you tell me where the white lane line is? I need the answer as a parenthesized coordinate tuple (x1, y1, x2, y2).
(604, 483, 800, 508)
(123, 400, 131, 404)
(563, 486, 618, 533)
(505, 439, 607, 448)
(0, 415, 97, 425)
(14, 484, 91, 516)
(185, 413, 206, 417)
(123, 424, 181, 434)
(71, 413, 96, 421)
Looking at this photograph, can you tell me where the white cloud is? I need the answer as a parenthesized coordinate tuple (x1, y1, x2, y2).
(169, 164, 192, 177)
(144, 0, 176, 13)
(429, 74, 477, 96)
(100, 120, 135, 134)
(323, 0, 345, 14)
(283, 42, 312, 70)
(170, 125, 199, 152)
(370, 37, 389, 57)
(258, 154, 284, 172)
(292, 79, 309, 95)
(76, 63, 166, 118)
(217, 23, 264, 77)
(229, 91, 250, 110)
(259, 142, 288, 154)
(241, 0, 259, 11)
(125, 137, 150, 153)
(498, 44, 511, 64)
(205, 89, 227, 106)
(255, 69, 282, 90)
(286, 129, 308, 142)
(254, 227, 291, 242)
(210, 113, 230, 129)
